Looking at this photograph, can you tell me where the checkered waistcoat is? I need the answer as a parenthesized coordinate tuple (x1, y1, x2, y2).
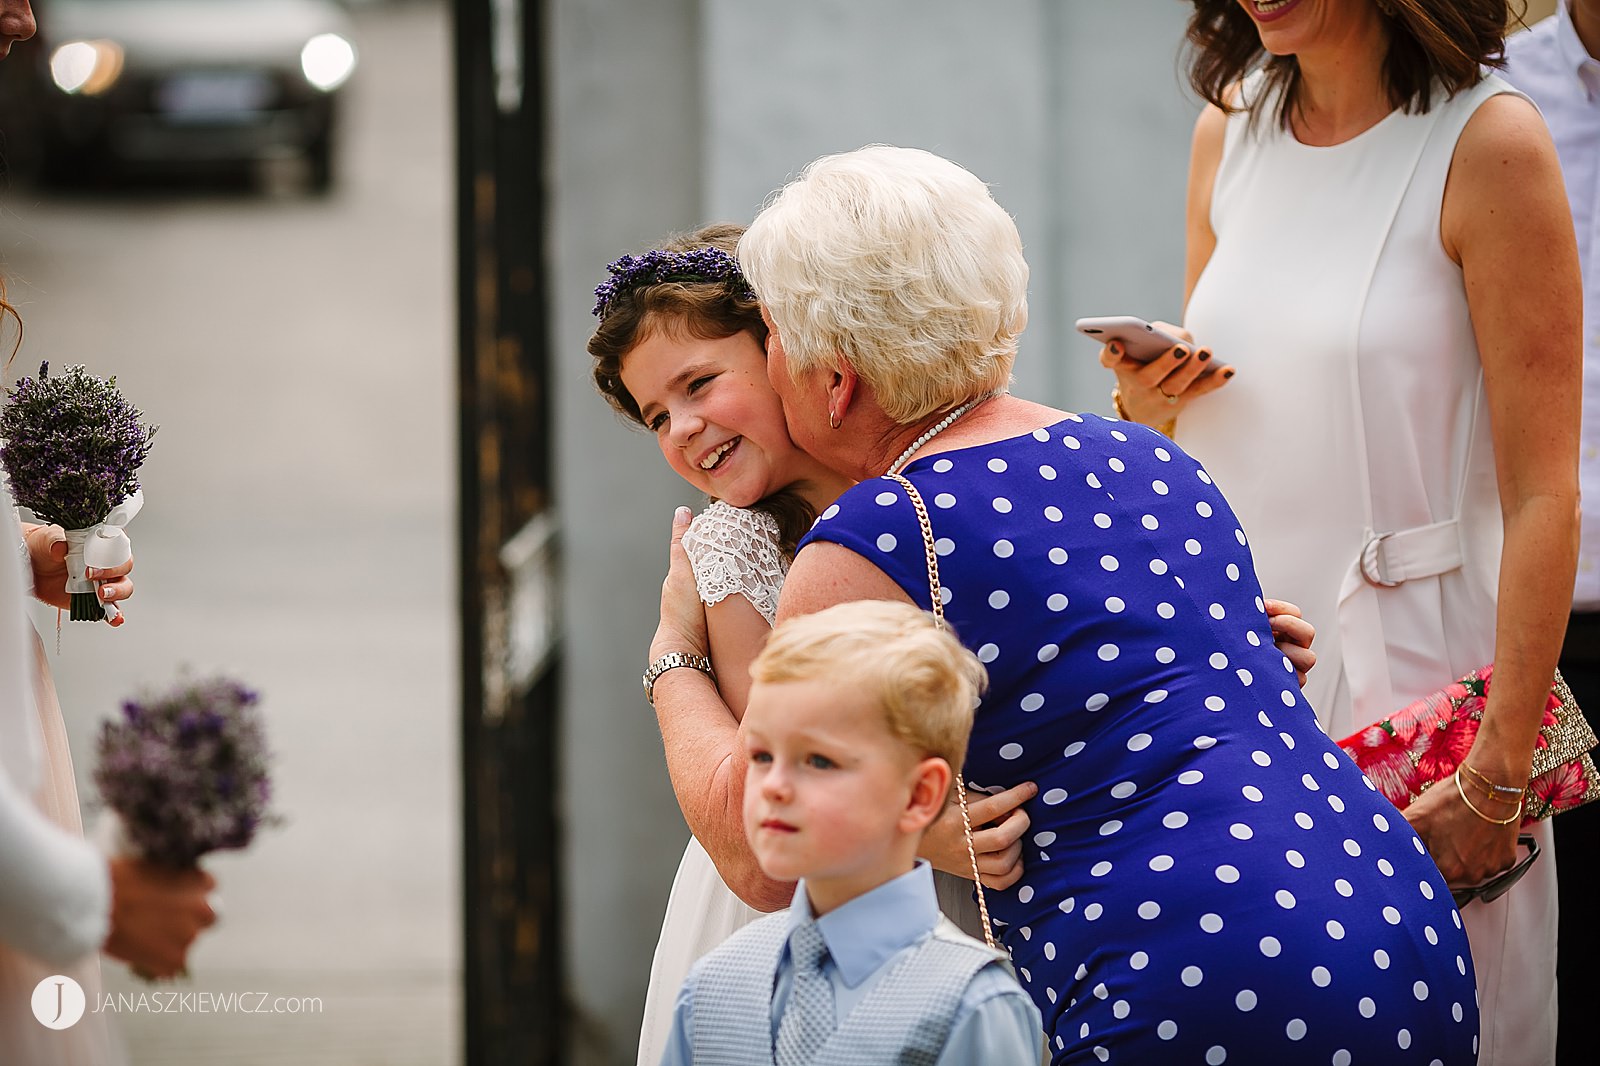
(688, 910, 1009, 1066)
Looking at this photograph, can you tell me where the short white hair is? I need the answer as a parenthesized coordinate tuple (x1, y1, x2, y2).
(739, 146, 1028, 424)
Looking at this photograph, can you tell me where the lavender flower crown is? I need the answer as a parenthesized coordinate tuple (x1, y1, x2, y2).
(591, 246, 756, 320)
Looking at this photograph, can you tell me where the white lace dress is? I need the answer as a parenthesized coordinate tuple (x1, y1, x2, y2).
(635, 501, 786, 1066)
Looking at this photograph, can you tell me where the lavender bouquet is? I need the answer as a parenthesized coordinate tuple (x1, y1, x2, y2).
(94, 675, 277, 869)
(1, 362, 157, 620)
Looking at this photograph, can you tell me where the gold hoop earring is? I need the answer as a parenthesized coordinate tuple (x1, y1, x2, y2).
(829, 411, 841, 430)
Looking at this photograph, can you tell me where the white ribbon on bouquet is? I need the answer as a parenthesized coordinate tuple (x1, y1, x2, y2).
(63, 489, 143, 622)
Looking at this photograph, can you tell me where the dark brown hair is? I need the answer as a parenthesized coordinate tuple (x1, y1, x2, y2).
(1184, 0, 1514, 128)
(588, 223, 764, 422)
(587, 223, 816, 557)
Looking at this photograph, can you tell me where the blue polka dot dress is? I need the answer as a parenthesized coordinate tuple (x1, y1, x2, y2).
(799, 414, 1480, 1065)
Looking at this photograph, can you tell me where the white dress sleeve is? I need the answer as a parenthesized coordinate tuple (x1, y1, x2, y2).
(0, 492, 110, 967)
(680, 501, 789, 627)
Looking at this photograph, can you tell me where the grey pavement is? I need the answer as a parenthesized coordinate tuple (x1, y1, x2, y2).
(1, 3, 458, 1063)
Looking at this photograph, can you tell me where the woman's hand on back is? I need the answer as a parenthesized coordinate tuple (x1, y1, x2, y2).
(650, 506, 710, 662)
(920, 781, 1037, 890)
(1100, 321, 1233, 428)
(1264, 598, 1316, 688)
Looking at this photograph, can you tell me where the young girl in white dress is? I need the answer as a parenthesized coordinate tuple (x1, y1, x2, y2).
(587, 225, 852, 1065)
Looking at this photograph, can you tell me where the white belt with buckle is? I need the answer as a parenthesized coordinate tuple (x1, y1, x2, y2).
(1359, 519, 1464, 588)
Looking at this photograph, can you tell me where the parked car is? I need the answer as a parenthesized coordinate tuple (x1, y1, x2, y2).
(0, 0, 357, 191)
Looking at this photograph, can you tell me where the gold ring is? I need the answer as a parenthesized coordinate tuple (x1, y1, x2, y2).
(1158, 389, 1180, 405)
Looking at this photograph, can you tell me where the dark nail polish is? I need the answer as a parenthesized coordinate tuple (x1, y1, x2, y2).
(1198, 349, 1212, 362)
(1223, 368, 1236, 379)
(1173, 347, 1190, 360)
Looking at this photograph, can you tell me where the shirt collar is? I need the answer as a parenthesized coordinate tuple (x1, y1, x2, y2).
(1556, 1, 1600, 84)
(786, 862, 941, 989)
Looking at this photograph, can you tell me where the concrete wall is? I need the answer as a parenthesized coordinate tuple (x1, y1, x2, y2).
(548, 3, 1194, 1061)
(547, 3, 705, 1060)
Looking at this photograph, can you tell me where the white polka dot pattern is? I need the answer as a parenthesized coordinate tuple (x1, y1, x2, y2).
(794, 414, 1479, 1063)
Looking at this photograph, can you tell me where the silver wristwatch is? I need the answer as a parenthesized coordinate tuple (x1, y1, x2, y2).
(642, 652, 715, 705)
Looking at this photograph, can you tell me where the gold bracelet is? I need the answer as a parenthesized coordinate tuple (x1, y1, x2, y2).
(1460, 761, 1525, 799)
(1459, 771, 1522, 807)
(1461, 775, 1523, 807)
(1454, 768, 1523, 825)
(1111, 387, 1177, 439)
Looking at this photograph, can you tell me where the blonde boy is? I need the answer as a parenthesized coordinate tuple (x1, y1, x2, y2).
(660, 600, 1041, 1066)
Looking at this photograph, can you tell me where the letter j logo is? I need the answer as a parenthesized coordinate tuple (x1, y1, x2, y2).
(31, 975, 87, 1029)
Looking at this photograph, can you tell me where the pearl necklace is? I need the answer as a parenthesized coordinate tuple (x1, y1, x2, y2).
(885, 394, 994, 476)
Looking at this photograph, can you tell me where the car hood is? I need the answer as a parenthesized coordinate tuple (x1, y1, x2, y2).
(44, 0, 353, 68)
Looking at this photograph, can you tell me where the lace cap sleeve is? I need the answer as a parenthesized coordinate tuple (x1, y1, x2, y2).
(680, 501, 789, 626)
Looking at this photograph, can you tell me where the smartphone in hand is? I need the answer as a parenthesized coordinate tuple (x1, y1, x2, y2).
(1075, 316, 1188, 364)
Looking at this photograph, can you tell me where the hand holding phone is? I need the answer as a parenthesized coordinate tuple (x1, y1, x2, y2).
(1074, 316, 1189, 364)
(1084, 314, 1235, 425)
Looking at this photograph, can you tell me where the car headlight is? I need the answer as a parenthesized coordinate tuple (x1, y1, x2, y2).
(300, 33, 355, 92)
(50, 40, 124, 96)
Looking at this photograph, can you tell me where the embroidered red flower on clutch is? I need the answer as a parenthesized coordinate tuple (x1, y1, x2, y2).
(1345, 722, 1427, 803)
(1414, 711, 1480, 784)
(1527, 760, 1590, 820)
(1337, 666, 1597, 826)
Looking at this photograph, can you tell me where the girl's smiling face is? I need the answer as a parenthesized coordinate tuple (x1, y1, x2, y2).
(620, 325, 835, 509)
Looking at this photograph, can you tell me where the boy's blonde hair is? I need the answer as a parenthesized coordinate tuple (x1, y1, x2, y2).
(751, 600, 986, 771)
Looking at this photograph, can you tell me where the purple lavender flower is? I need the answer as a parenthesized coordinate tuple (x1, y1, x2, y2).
(1, 362, 157, 530)
(94, 676, 278, 869)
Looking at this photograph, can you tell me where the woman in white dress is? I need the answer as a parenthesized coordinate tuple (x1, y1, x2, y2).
(2, 276, 211, 1062)
(1101, 1, 1580, 1061)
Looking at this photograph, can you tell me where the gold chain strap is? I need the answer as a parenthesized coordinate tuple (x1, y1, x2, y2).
(886, 473, 997, 950)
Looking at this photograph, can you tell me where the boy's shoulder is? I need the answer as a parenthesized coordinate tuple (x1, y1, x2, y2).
(685, 908, 792, 987)
(913, 918, 1019, 997)
(927, 916, 1008, 961)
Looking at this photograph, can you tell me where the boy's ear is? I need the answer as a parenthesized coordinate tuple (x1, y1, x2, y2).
(901, 756, 953, 833)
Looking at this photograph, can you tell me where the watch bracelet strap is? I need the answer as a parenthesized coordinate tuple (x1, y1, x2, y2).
(644, 651, 714, 703)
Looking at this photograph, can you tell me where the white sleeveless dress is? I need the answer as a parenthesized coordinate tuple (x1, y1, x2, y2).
(1182, 72, 1557, 1064)
(634, 501, 781, 1066)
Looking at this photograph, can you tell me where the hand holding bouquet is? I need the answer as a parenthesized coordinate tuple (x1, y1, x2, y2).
(1, 362, 157, 621)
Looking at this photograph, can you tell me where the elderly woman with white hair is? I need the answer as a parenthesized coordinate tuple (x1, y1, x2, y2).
(647, 145, 1483, 1062)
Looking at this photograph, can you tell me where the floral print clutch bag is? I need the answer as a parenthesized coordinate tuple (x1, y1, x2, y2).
(1337, 666, 1600, 826)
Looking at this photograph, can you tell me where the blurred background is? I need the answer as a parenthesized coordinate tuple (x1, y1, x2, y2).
(1, 0, 454, 1064)
(0, 0, 1559, 1064)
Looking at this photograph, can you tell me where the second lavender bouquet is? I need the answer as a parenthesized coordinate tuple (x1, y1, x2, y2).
(94, 675, 278, 869)
(0, 362, 157, 620)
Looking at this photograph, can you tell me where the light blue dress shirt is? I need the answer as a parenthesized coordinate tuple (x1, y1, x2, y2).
(1505, 3, 1600, 608)
(660, 861, 1041, 1065)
